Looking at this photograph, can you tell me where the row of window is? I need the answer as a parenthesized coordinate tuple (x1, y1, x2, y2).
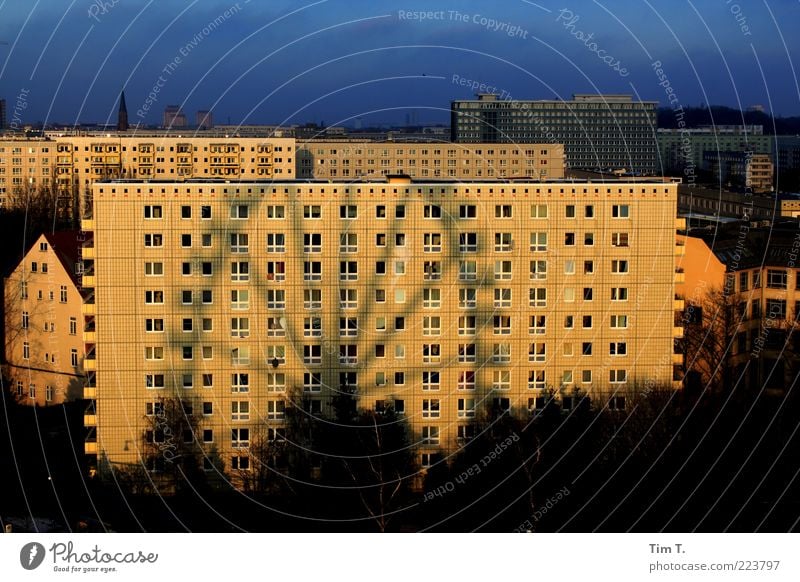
(15, 382, 58, 401)
(142, 203, 631, 221)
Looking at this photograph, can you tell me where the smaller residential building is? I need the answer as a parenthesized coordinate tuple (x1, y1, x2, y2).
(4, 231, 86, 405)
(703, 151, 774, 192)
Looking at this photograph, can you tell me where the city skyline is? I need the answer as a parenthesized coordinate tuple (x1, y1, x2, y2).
(0, 0, 799, 128)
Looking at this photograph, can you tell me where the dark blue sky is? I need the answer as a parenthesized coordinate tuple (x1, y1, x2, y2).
(1, 0, 799, 126)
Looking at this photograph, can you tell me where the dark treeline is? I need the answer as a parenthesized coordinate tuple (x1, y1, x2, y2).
(2, 383, 798, 533)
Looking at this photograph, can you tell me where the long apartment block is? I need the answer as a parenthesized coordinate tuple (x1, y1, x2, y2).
(0, 135, 564, 213)
(81, 177, 682, 474)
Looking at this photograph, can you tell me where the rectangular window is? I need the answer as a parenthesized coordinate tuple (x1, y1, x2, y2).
(230, 233, 249, 253)
(610, 342, 627, 356)
(422, 371, 440, 391)
(529, 342, 546, 362)
(230, 205, 249, 219)
(266, 233, 285, 253)
(266, 290, 286, 309)
(611, 232, 629, 247)
(459, 204, 477, 219)
(304, 205, 322, 219)
(340, 233, 358, 253)
(493, 343, 511, 363)
(340, 289, 357, 309)
(457, 370, 476, 390)
(144, 233, 163, 247)
(231, 400, 250, 420)
(495, 204, 512, 218)
(144, 205, 163, 219)
(267, 317, 285, 337)
(231, 289, 249, 310)
(423, 288, 441, 308)
(611, 287, 628, 301)
(422, 316, 441, 336)
(494, 232, 512, 252)
(494, 288, 512, 308)
(528, 369, 546, 390)
(494, 260, 512, 280)
(231, 261, 250, 282)
(339, 261, 358, 281)
(459, 288, 477, 309)
(423, 233, 442, 253)
(529, 287, 547, 308)
(609, 370, 628, 384)
(458, 315, 476, 336)
(610, 315, 629, 329)
(767, 270, 788, 290)
(304, 261, 322, 281)
(529, 315, 546, 335)
(304, 345, 322, 365)
(144, 290, 164, 304)
(612, 204, 630, 218)
(530, 204, 547, 218)
(422, 399, 440, 418)
(266, 205, 285, 219)
(611, 260, 629, 274)
(144, 262, 163, 276)
(339, 204, 357, 219)
(530, 232, 547, 252)
(459, 233, 478, 253)
(304, 289, 322, 310)
(458, 344, 476, 363)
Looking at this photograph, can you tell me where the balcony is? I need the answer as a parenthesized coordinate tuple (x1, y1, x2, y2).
(675, 244, 685, 257)
(83, 387, 96, 399)
(84, 441, 98, 455)
(81, 246, 95, 260)
(83, 330, 96, 343)
(84, 414, 97, 427)
(675, 218, 686, 230)
(674, 298, 685, 310)
(82, 275, 95, 288)
(673, 326, 684, 339)
(83, 358, 96, 371)
(81, 219, 94, 231)
(674, 269, 685, 284)
(82, 303, 96, 316)
(672, 353, 683, 365)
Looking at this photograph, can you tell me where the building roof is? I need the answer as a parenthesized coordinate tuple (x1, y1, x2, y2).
(42, 231, 84, 285)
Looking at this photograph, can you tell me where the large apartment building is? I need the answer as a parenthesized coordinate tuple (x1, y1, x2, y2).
(3, 231, 86, 405)
(81, 177, 682, 475)
(450, 94, 658, 175)
(295, 141, 564, 180)
(0, 135, 565, 213)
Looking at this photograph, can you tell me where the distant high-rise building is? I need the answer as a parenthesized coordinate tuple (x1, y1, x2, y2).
(196, 110, 213, 130)
(451, 94, 659, 175)
(0, 99, 6, 130)
(117, 92, 128, 132)
(163, 105, 187, 129)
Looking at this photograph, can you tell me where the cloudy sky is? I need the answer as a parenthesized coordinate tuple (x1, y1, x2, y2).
(1, 0, 799, 126)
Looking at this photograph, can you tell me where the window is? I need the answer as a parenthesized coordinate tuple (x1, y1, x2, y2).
(767, 299, 787, 319)
(395, 205, 406, 219)
(460, 204, 477, 219)
(304, 205, 321, 219)
(303, 317, 321, 337)
(610, 342, 627, 356)
(740, 271, 749, 292)
(564, 233, 575, 246)
(395, 233, 406, 247)
(564, 260, 575, 275)
(201, 205, 211, 219)
(493, 315, 512, 335)
(458, 315, 476, 336)
(231, 428, 250, 449)
(145, 374, 165, 389)
(529, 315, 546, 335)
(494, 288, 512, 308)
(612, 204, 630, 218)
(583, 288, 593, 301)
(230, 233, 249, 253)
(22, 341, 30, 359)
(494, 232, 512, 252)
(202, 372, 213, 387)
(266, 261, 286, 282)
(340, 204, 357, 219)
(395, 316, 406, 331)
(340, 289, 358, 309)
(458, 343, 476, 363)
(266, 290, 286, 309)
(266, 233, 285, 253)
(231, 289, 249, 310)
(231, 456, 250, 471)
(144, 205, 163, 219)
(584, 260, 594, 275)
(420, 204, 441, 220)
(422, 343, 440, 363)
(340, 261, 358, 281)
(562, 370, 574, 385)
(181, 233, 192, 248)
(145, 318, 164, 333)
(767, 270, 788, 290)
(493, 370, 511, 390)
(230, 317, 249, 338)
(529, 260, 547, 281)
(181, 290, 194, 305)
(459, 233, 478, 252)
(340, 233, 358, 253)
(422, 426, 440, 445)
(144, 262, 163, 276)
(611, 287, 628, 301)
(230, 205, 249, 219)
(458, 398, 475, 418)
(376, 233, 386, 247)
(608, 396, 626, 411)
(340, 317, 358, 337)
(145, 346, 164, 360)
(582, 342, 593, 356)
(303, 289, 322, 310)
(266, 205, 284, 219)
(145, 290, 164, 304)
(231, 261, 250, 282)
(423, 233, 442, 253)
(304, 261, 322, 282)
(265, 345, 285, 365)
(376, 205, 386, 219)
(422, 399, 440, 418)
(530, 232, 547, 252)
(202, 234, 212, 247)
(584, 233, 594, 246)
(493, 343, 511, 363)
(565, 205, 575, 218)
(495, 204, 512, 218)
(611, 232, 629, 247)
(422, 371, 440, 391)
(267, 317, 286, 337)
(144, 233, 163, 247)
(494, 260, 512, 280)
(530, 204, 547, 218)
(60, 285, 68, 302)
(610, 315, 629, 329)
(232, 400, 250, 420)
(304, 372, 322, 392)
(609, 369, 628, 384)
(528, 370, 546, 390)
(611, 260, 629, 274)
(304, 345, 322, 365)
(423, 288, 441, 308)
(529, 287, 547, 308)
(529, 342, 546, 362)
(459, 288, 477, 309)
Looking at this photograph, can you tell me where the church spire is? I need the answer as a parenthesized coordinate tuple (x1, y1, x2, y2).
(117, 91, 128, 131)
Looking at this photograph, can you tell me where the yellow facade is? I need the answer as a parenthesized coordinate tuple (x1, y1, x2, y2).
(83, 178, 680, 472)
(4, 232, 86, 406)
(296, 141, 565, 180)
